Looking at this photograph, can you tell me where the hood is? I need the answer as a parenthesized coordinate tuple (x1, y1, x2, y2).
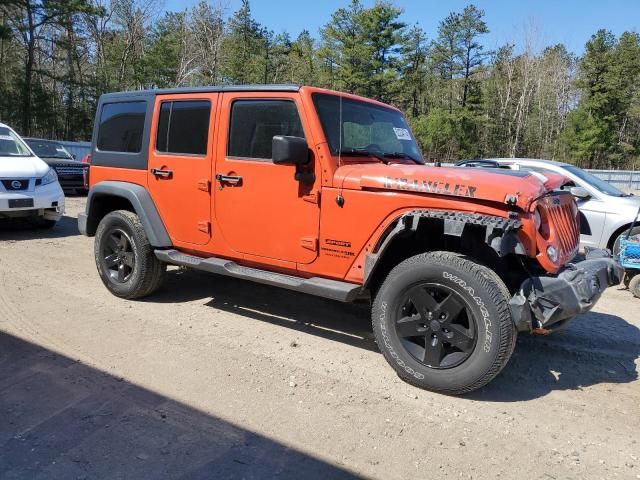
(610, 192, 640, 206)
(0, 155, 51, 179)
(334, 163, 566, 211)
(39, 157, 82, 167)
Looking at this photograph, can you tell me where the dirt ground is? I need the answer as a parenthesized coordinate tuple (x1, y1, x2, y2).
(1, 196, 639, 480)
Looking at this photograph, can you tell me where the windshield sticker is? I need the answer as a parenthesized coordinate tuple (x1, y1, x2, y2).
(0, 135, 13, 141)
(383, 176, 477, 198)
(393, 128, 412, 140)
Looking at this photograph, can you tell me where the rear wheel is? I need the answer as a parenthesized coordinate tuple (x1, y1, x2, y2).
(371, 251, 517, 395)
(94, 210, 166, 299)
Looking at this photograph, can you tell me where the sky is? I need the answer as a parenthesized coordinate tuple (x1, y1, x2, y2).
(162, 0, 639, 54)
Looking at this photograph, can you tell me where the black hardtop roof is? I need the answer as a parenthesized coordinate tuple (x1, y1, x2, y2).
(100, 84, 300, 101)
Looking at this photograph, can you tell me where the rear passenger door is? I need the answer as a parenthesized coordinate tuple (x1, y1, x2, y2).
(147, 94, 217, 246)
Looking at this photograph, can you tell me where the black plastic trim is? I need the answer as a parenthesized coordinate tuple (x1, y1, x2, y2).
(82, 181, 171, 247)
(155, 249, 362, 302)
(363, 210, 524, 287)
(509, 249, 623, 331)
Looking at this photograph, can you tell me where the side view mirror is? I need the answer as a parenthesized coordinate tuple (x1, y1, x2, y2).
(72, 154, 77, 160)
(570, 186, 591, 199)
(272, 136, 308, 165)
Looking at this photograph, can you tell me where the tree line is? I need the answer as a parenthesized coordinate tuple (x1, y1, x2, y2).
(1, 0, 639, 169)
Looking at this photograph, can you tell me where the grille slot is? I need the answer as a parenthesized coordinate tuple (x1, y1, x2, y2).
(54, 166, 85, 176)
(1, 179, 29, 191)
(539, 193, 580, 261)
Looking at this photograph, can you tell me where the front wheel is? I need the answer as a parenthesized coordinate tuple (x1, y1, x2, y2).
(372, 251, 517, 395)
(94, 210, 166, 299)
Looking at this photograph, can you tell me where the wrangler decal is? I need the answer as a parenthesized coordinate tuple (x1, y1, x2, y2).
(383, 176, 477, 198)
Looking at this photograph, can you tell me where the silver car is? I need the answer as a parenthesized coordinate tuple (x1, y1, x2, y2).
(456, 158, 640, 252)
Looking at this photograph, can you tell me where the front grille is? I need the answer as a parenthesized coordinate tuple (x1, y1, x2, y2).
(538, 193, 580, 261)
(54, 166, 86, 176)
(1, 179, 29, 191)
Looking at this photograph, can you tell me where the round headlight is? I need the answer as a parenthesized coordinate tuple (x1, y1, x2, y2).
(547, 245, 558, 262)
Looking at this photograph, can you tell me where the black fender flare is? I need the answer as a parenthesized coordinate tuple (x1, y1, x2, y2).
(78, 180, 172, 247)
(362, 209, 524, 288)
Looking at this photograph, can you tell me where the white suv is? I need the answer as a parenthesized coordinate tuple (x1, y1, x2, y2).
(0, 122, 65, 228)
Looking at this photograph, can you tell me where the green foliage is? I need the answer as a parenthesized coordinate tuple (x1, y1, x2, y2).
(222, 0, 264, 84)
(562, 29, 640, 168)
(0, 0, 638, 168)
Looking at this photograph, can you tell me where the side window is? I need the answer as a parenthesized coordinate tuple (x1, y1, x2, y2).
(228, 100, 304, 160)
(156, 100, 211, 155)
(97, 101, 146, 153)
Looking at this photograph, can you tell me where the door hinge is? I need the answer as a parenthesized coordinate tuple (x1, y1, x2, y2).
(302, 191, 320, 204)
(197, 179, 211, 193)
(300, 236, 318, 251)
(197, 221, 210, 234)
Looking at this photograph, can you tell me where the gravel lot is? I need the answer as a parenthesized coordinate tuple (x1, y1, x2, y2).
(1, 196, 639, 480)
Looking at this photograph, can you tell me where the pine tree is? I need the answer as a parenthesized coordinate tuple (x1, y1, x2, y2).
(222, 0, 264, 84)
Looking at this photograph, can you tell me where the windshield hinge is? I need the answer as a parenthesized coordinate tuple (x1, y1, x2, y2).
(300, 236, 318, 251)
(197, 179, 211, 193)
(303, 191, 321, 204)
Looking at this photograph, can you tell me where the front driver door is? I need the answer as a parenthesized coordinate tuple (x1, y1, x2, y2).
(214, 93, 320, 264)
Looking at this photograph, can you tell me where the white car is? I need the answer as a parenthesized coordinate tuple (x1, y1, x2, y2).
(456, 158, 640, 253)
(0, 122, 65, 228)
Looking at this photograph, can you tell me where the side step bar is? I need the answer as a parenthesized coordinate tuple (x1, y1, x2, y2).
(154, 249, 362, 302)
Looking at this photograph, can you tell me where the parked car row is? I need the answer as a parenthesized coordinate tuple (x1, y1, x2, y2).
(23, 137, 88, 195)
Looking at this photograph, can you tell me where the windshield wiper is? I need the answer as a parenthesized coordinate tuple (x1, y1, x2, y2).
(382, 152, 424, 165)
(338, 149, 390, 164)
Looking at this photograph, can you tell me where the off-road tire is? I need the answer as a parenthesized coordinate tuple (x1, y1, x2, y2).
(629, 274, 640, 299)
(94, 210, 166, 299)
(371, 251, 517, 395)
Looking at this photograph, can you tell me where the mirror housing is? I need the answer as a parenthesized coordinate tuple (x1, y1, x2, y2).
(272, 136, 308, 165)
(570, 186, 590, 199)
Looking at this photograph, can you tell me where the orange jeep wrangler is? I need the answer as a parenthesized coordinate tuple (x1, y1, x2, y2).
(79, 85, 622, 394)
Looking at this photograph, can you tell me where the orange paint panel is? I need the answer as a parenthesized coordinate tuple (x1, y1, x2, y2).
(90, 165, 147, 187)
(212, 91, 322, 264)
(146, 93, 219, 246)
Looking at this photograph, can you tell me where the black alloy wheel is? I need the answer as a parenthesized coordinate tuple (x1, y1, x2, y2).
(395, 283, 476, 369)
(100, 227, 136, 283)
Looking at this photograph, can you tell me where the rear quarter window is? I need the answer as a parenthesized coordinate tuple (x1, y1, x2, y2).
(156, 100, 211, 155)
(97, 101, 147, 153)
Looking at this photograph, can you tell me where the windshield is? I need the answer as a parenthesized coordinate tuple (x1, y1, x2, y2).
(0, 126, 33, 157)
(26, 139, 73, 159)
(312, 93, 423, 164)
(563, 165, 627, 197)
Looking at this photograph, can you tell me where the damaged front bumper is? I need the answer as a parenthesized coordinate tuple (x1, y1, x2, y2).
(509, 249, 623, 332)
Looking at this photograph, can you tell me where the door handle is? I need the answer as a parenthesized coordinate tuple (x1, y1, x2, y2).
(215, 174, 243, 188)
(150, 168, 173, 178)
